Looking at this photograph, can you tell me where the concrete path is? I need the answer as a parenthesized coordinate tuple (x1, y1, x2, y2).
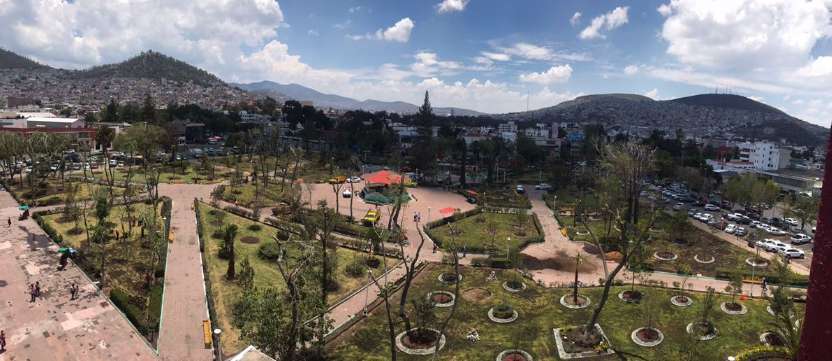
(0, 190, 157, 361)
(156, 184, 216, 361)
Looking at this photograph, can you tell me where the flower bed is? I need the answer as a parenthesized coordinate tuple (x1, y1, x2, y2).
(653, 251, 678, 261)
(618, 290, 643, 303)
(438, 272, 462, 284)
(631, 327, 664, 347)
(670, 295, 693, 307)
(745, 257, 769, 268)
(721, 302, 748, 315)
(694, 254, 716, 264)
(395, 328, 446, 355)
(686, 321, 718, 341)
(559, 294, 591, 309)
(502, 280, 526, 293)
(488, 304, 519, 323)
(497, 349, 533, 361)
(553, 324, 615, 359)
(427, 291, 455, 308)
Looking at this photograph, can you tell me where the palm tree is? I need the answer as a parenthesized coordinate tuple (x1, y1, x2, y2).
(225, 224, 238, 280)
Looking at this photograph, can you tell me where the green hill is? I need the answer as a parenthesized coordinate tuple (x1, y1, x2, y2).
(0, 48, 49, 70)
(74, 51, 224, 87)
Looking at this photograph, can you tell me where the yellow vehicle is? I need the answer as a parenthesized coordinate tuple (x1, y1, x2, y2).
(328, 175, 347, 184)
(362, 209, 380, 226)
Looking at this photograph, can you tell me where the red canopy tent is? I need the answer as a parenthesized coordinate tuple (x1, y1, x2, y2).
(365, 170, 404, 186)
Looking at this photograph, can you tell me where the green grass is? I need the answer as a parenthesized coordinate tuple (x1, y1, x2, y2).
(197, 202, 393, 355)
(41, 201, 166, 341)
(6, 177, 127, 206)
(428, 211, 541, 256)
(329, 265, 802, 361)
(218, 182, 290, 209)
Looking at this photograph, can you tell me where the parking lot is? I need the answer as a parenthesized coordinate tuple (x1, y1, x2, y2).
(649, 183, 815, 270)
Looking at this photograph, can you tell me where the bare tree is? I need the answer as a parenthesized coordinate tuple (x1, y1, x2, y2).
(580, 143, 656, 343)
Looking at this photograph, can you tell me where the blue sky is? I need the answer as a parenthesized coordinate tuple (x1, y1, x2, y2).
(2, 0, 831, 126)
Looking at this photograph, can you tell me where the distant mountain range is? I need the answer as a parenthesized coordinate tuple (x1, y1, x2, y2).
(1, 48, 827, 145)
(233, 80, 485, 116)
(501, 93, 828, 146)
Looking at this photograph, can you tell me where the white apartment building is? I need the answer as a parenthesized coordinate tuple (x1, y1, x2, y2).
(738, 141, 791, 171)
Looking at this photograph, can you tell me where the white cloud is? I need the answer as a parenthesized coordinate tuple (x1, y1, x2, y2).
(307, 29, 319, 37)
(657, 3, 672, 17)
(647, 66, 791, 94)
(579, 6, 629, 40)
(519, 65, 573, 84)
(481, 51, 510, 62)
(658, 0, 832, 70)
(349, 17, 414, 42)
(0, 0, 285, 70)
(498, 42, 591, 62)
(436, 0, 469, 14)
(570, 12, 582, 26)
(410, 51, 462, 77)
(348, 6, 362, 13)
(643, 88, 659, 99)
(796, 56, 832, 77)
(624, 65, 639, 75)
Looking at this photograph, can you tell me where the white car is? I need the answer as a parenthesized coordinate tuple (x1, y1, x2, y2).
(347, 176, 362, 183)
(767, 227, 787, 236)
(724, 224, 737, 234)
(755, 239, 776, 250)
(704, 203, 720, 211)
(734, 226, 747, 236)
(535, 183, 552, 190)
(726, 213, 743, 221)
(784, 218, 799, 227)
(516, 185, 525, 194)
(779, 248, 805, 259)
(341, 189, 352, 198)
(790, 233, 812, 245)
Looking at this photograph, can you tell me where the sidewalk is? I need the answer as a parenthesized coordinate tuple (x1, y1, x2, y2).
(0, 190, 157, 361)
(156, 184, 216, 361)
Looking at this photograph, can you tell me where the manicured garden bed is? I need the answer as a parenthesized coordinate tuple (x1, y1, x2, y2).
(328, 265, 802, 360)
(427, 211, 543, 256)
(196, 202, 393, 355)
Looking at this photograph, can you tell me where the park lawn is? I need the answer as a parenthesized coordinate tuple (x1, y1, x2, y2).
(472, 186, 532, 209)
(90, 162, 230, 185)
(218, 182, 290, 209)
(6, 177, 127, 206)
(428, 211, 541, 256)
(329, 264, 803, 361)
(40, 201, 166, 340)
(197, 202, 393, 355)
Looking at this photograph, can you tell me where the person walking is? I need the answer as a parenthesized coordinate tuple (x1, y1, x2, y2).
(0, 329, 6, 352)
(59, 252, 69, 271)
(7, 217, 10, 227)
(29, 283, 36, 302)
(34, 281, 41, 299)
(69, 282, 79, 300)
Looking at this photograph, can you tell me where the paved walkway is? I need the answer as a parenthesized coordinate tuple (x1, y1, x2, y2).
(156, 184, 216, 361)
(0, 190, 157, 361)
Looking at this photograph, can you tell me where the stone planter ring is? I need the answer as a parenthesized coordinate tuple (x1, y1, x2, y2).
(694, 254, 715, 264)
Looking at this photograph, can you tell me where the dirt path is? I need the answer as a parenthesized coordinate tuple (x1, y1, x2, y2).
(0, 190, 158, 361)
(156, 184, 217, 361)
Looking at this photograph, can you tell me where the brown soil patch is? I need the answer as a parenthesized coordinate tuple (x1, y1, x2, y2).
(401, 330, 439, 349)
(561, 327, 602, 353)
(431, 293, 452, 304)
(521, 251, 598, 273)
(636, 328, 659, 342)
(563, 294, 589, 306)
(462, 287, 492, 303)
(725, 302, 743, 311)
(501, 352, 529, 361)
(240, 236, 260, 244)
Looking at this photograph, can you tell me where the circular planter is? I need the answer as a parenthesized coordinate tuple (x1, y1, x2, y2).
(745, 257, 769, 268)
(653, 251, 678, 261)
(575, 230, 590, 236)
(488, 305, 519, 324)
(438, 273, 462, 284)
(502, 281, 527, 293)
(686, 322, 718, 341)
(463, 287, 492, 303)
(670, 295, 694, 307)
(395, 328, 446, 355)
(721, 302, 748, 315)
(427, 291, 455, 308)
(497, 349, 534, 361)
(694, 254, 715, 264)
(559, 294, 591, 309)
(618, 290, 643, 303)
(631, 327, 664, 347)
(759, 331, 786, 346)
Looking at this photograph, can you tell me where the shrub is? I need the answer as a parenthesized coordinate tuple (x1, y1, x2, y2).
(258, 242, 281, 261)
(492, 304, 515, 319)
(247, 224, 262, 232)
(345, 260, 366, 278)
(365, 256, 381, 268)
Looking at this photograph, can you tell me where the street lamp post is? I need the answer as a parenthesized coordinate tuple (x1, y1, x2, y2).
(573, 253, 582, 304)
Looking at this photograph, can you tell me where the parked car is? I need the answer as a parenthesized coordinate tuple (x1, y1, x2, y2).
(347, 176, 362, 183)
(724, 224, 737, 234)
(515, 185, 525, 194)
(734, 227, 747, 236)
(767, 227, 787, 236)
(361, 209, 380, 226)
(704, 203, 720, 211)
(784, 218, 799, 227)
(757, 239, 787, 252)
(726, 213, 743, 221)
(779, 248, 805, 259)
(535, 183, 552, 190)
(755, 239, 776, 250)
(790, 233, 812, 245)
(673, 202, 684, 210)
(342, 189, 352, 198)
